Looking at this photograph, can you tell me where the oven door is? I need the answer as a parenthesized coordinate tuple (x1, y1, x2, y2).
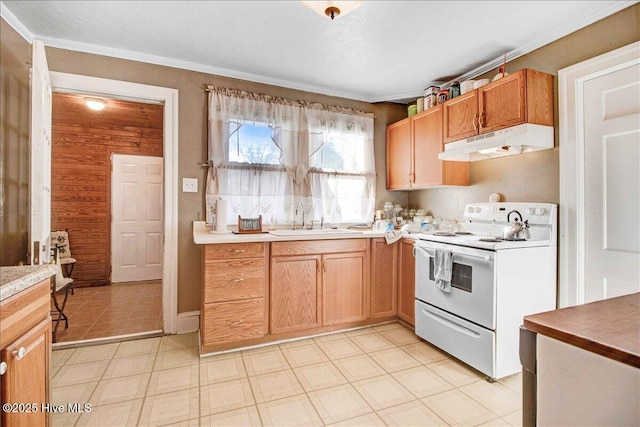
(414, 239, 496, 329)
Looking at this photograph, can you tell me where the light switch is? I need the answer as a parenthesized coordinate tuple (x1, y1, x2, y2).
(182, 178, 198, 193)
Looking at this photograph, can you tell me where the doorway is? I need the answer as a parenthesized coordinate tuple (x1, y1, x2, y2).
(48, 71, 179, 343)
(50, 94, 165, 343)
(559, 41, 640, 307)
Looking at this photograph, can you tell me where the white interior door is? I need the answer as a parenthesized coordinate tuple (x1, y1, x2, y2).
(111, 154, 163, 283)
(583, 63, 640, 302)
(29, 40, 52, 265)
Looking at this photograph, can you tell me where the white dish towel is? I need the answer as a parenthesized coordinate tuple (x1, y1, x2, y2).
(434, 248, 453, 293)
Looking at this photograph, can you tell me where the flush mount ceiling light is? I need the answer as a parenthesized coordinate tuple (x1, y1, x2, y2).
(84, 97, 107, 111)
(301, 1, 364, 20)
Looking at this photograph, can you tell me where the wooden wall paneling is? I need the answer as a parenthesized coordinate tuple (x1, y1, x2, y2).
(51, 92, 163, 287)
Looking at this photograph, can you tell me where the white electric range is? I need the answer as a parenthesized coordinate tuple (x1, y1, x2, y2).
(413, 202, 557, 380)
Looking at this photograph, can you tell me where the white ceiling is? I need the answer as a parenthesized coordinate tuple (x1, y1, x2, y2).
(2, 1, 635, 103)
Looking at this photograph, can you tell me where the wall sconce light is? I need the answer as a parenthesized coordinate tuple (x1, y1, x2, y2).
(84, 97, 107, 111)
(301, 1, 364, 20)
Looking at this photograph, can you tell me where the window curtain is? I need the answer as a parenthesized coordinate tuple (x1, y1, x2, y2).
(205, 86, 375, 226)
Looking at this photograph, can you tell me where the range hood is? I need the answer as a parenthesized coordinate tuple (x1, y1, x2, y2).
(438, 123, 554, 162)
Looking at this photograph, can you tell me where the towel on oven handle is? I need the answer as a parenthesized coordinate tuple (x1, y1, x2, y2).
(434, 248, 453, 293)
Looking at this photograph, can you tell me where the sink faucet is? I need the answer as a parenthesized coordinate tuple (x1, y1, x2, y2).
(293, 202, 305, 230)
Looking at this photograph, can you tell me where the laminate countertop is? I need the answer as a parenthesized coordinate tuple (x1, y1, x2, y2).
(523, 292, 640, 369)
(0, 265, 57, 302)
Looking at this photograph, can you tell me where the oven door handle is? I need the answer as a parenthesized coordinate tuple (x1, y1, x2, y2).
(414, 245, 493, 262)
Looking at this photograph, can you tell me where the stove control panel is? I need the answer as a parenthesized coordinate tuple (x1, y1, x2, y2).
(464, 202, 556, 226)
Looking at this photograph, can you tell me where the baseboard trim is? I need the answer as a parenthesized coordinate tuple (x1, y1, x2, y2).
(176, 310, 200, 334)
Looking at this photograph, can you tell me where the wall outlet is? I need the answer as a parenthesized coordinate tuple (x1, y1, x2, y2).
(182, 178, 198, 193)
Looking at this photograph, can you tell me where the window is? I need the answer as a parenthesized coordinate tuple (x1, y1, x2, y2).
(207, 87, 375, 226)
(227, 121, 280, 165)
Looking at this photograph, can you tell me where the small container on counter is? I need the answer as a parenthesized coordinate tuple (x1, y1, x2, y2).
(424, 86, 439, 109)
(408, 104, 418, 117)
(449, 81, 461, 99)
(460, 80, 475, 94)
(436, 89, 449, 105)
(416, 97, 424, 113)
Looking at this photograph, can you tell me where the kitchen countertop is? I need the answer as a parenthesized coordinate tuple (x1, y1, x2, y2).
(193, 221, 418, 244)
(0, 264, 57, 302)
(523, 292, 640, 369)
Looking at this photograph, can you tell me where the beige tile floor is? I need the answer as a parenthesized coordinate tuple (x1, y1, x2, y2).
(50, 322, 523, 426)
(53, 281, 163, 343)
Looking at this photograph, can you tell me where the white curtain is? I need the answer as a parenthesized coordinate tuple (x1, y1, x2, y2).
(206, 86, 375, 226)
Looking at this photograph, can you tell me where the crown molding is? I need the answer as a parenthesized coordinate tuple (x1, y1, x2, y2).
(2, 0, 636, 104)
(1, 1, 33, 43)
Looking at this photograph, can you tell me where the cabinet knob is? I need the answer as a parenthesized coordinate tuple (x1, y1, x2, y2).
(12, 347, 26, 360)
(472, 114, 479, 131)
(0, 361, 7, 375)
(479, 112, 485, 128)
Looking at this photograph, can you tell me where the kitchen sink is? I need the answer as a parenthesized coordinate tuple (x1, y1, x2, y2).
(268, 228, 363, 236)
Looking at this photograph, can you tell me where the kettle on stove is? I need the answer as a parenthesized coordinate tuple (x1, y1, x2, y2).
(503, 210, 529, 240)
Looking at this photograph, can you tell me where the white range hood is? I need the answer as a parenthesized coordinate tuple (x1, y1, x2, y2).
(438, 123, 554, 162)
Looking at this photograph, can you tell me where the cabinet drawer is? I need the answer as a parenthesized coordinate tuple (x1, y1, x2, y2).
(203, 258, 265, 303)
(204, 242, 265, 260)
(202, 298, 265, 345)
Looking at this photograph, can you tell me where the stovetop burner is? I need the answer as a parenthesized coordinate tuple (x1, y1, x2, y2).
(478, 238, 502, 243)
(454, 231, 473, 235)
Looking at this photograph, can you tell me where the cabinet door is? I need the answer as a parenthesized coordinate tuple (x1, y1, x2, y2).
(386, 118, 412, 190)
(271, 255, 321, 334)
(443, 90, 479, 143)
(1, 318, 50, 427)
(370, 239, 398, 318)
(478, 70, 526, 133)
(397, 239, 415, 326)
(323, 252, 369, 325)
(412, 106, 443, 187)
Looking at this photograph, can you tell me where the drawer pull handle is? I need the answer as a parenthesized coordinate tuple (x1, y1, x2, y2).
(229, 278, 244, 283)
(12, 347, 26, 361)
(226, 320, 244, 327)
(228, 249, 246, 254)
(0, 361, 7, 375)
(472, 114, 478, 131)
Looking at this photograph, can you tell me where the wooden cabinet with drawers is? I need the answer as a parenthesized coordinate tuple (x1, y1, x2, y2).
(201, 242, 269, 353)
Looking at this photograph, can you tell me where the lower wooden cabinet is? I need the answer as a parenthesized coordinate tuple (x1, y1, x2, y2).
(270, 239, 369, 334)
(270, 255, 321, 334)
(200, 237, 418, 353)
(201, 242, 268, 351)
(397, 238, 416, 326)
(370, 238, 398, 318)
(1, 279, 51, 427)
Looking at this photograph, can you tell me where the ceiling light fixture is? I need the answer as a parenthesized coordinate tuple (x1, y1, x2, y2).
(84, 97, 107, 111)
(301, 1, 364, 20)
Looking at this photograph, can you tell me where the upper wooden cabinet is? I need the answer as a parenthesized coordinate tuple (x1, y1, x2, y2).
(386, 118, 412, 190)
(386, 105, 469, 190)
(443, 69, 554, 143)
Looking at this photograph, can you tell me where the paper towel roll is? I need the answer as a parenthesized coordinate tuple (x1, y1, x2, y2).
(216, 199, 227, 231)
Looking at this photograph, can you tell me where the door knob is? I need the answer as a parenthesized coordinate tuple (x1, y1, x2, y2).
(0, 361, 7, 375)
(12, 347, 26, 360)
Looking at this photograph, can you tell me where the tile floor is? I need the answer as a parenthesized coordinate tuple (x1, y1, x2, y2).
(53, 281, 162, 343)
(50, 322, 522, 426)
